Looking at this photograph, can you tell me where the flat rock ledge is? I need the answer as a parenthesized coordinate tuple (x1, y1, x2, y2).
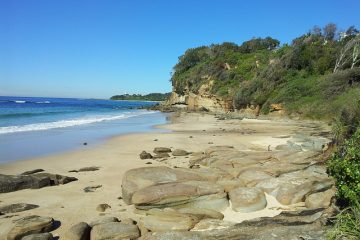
(120, 141, 336, 238)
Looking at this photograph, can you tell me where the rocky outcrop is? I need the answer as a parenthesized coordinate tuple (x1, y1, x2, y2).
(0, 173, 77, 193)
(0, 203, 39, 214)
(63, 222, 91, 240)
(165, 84, 233, 113)
(228, 187, 267, 212)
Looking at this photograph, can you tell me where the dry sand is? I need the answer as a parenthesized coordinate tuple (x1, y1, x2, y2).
(0, 112, 328, 238)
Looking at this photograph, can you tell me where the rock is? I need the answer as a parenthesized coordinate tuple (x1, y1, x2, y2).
(152, 153, 170, 159)
(33, 173, 78, 185)
(216, 180, 244, 192)
(78, 167, 100, 172)
(96, 204, 111, 212)
(0, 174, 50, 193)
(172, 149, 190, 156)
(305, 188, 336, 209)
(139, 209, 199, 232)
(122, 166, 206, 204)
(237, 170, 273, 186)
(20, 169, 45, 175)
(83, 185, 102, 193)
(177, 208, 224, 220)
(145, 162, 152, 164)
(89, 217, 119, 227)
(63, 222, 90, 240)
(191, 219, 236, 231)
(120, 218, 136, 225)
(153, 147, 171, 154)
(7, 215, 54, 240)
(90, 222, 140, 240)
(0, 203, 39, 214)
(131, 181, 227, 210)
(229, 187, 267, 213)
(21, 233, 53, 240)
(140, 151, 153, 159)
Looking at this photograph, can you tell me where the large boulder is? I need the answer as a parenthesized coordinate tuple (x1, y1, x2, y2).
(63, 222, 90, 240)
(89, 217, 119, 227)
(131, 181, 227, 210)
(21, 233, 53, 240)
(90, 222, 140, 240)
(121, 167, 207, 204)
(229, 187, 267, 212)
(138, 209, 199, 232)
(7, 215, 54, 240)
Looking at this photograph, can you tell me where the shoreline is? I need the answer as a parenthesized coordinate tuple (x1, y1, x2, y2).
(0, 112, 332, 239)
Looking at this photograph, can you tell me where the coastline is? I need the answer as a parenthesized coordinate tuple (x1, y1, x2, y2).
(0, 112, 332, 238)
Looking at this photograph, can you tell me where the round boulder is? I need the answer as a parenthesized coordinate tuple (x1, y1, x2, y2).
(229, 187, 267, 213)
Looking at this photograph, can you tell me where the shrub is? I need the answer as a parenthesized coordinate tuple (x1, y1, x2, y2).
(328, 126, 360, 206)
(327, 203, 360, 240)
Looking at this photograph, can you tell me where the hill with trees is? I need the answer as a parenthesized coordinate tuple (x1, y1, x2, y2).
(110, 93, 171, 101)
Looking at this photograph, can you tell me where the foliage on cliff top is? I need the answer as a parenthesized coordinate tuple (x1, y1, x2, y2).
(171, 24, 360, 120)
(110, 93, 171, 101)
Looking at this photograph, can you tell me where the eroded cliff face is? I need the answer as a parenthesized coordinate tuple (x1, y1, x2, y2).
(165, 81, 233, 113)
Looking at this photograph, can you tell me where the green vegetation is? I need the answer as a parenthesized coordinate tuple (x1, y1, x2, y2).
(327, 203, 360, 240)
(110, 93, 170, 101)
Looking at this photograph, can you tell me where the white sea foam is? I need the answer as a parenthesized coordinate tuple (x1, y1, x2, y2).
(0, 111, 156, 134)
(36, 101, 51, 104)
(14, 100, 26, 103)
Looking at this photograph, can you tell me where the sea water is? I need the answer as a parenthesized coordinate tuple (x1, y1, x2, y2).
(0, 96, 167, 163)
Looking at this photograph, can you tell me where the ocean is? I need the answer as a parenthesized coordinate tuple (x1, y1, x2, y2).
(0, 96, 167, 163)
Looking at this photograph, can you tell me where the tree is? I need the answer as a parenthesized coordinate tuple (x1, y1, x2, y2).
(311, 25, 322, 36)
(323, 23, 337, 41)
(346, 25, 360, 36)
(334, 35, 360, 72)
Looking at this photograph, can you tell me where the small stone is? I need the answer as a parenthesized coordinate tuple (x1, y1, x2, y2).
(84, 185, 102, 193)
(139, 151, 153, 160)
(152, 153, 170, 159)
(189, 136, 193, 138)
(96, 204, 111, 212)
(153, 139, 158, 141)
(153, 147, 172, 154)
(208, 142, 213, 144)
(83, 142, 87, 146)
(145, 162, 152, 164)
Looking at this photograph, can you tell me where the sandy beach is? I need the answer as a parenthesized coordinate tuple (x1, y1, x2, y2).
(0, 112, 331, 239)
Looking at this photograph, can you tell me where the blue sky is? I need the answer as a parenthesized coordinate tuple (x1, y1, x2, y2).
(0, 0, 359, 98)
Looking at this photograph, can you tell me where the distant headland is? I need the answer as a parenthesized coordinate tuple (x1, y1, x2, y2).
(110, 93, 171, 101)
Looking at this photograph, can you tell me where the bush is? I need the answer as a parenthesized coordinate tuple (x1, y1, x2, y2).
(327, 203, 360, 240)
(328, 126, 360, 206)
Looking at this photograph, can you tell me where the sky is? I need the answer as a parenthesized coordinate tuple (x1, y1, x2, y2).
(0, 0, 359, 99)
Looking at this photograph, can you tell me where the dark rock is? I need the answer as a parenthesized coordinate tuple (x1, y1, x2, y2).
(83, 185, 102, 193)
(69, 167, 100, 173)
(96, 204, 111, 212)
(139, 151, 153, 160)
(83, 142, 87, 146)
(63, 222, 90, 240)
(7, 215, 54, 240)
(20, 169, 45, 175)
(0, 203, 39, 214)
(153, 147, 172, 154)
(145, 162, 152, 164)
(33, 173, 78, 185)
(21, 233, 53, 240)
